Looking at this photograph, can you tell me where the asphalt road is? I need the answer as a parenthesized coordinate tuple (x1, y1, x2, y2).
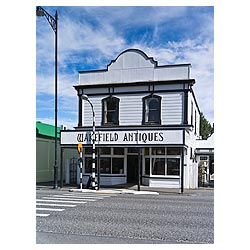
(36, 188, 214, 244)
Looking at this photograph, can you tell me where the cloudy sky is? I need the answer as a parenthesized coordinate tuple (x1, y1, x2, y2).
(36, 6, 214, 129)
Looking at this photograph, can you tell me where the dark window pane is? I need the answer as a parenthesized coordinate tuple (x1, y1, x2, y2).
(152, 147, 165, 155)
(114, 147, 124, 155)
(103, 97, 119, 125)
(152, 158, 165, 175)
(149, 99, 158, 110)
(85, 147, 92, 155)
(128, 148, 138, 153)
(112, 158, 124, 174)
(144, 96, 161, 124)
(167, 148, 181, 155)
(99, 147, 111, 155)
(100, 157, 111, 174)
(167, 158, 180, 176)
(85, 157, 92, 173)
(145, 158, 150, 175)
(144, 148, 149, 155)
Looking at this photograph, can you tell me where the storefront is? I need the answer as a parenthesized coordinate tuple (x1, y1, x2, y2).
(195, 134, 214, 187)
(60, 49, 200, 190)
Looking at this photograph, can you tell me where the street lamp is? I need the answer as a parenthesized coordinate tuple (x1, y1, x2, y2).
(81, 94, 97, 190)
(36, 6, 59, 189)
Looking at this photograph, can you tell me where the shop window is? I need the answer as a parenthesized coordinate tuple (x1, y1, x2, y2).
(99, 147, 111, 155)
(84, 157, 92, 173)
(85, 148, 125, 175)
(152, 147, 165, 155)
(152, 158, 165, 175)
(167, 148, 181, 155)
(145, 158, 150, 175)
(128, 148, 138, 154)
(144, 148, 149, 155)
(112, 158, 124, 174)
(84, 147, 92, 155)
(114, 147, 124, 155)
(167, 158, 180, 175)
(100, 157, 111, 174)
(145, 147, 181, 177)
(142, 95, 161, 125)
(102, 96, 119, 125)
(200, 156, 208, 161)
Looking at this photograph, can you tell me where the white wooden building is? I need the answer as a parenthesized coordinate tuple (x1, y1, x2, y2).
(61, 49, 201, 190)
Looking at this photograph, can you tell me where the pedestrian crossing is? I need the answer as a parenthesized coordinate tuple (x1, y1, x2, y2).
(36, 192, 116, 217)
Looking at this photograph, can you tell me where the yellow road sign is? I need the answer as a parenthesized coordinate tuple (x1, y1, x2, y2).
(77, 143, 83, 153)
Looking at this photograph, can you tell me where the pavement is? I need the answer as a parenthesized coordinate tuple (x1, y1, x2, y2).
(36, 182, 213, 195)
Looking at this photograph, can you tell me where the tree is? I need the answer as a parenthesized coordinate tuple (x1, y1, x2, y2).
(200, 112, 214, 139)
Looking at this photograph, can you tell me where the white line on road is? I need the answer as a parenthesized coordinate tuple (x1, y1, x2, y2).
(36, 213, 50, 217)
(36, 207, 65, 212)
(49, 195, 97, 201)
(63, 193, 114, 198)
(61, 194, 107, 199)
(36, 203, 76, 207)
(36, 199, 87, 204)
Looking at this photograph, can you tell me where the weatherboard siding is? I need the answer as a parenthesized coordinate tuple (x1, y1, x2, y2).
(82, 91, 184, 126)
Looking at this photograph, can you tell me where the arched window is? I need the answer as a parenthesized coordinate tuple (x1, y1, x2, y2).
(102, 96, 120, 125)
(142, 94, 161, 125)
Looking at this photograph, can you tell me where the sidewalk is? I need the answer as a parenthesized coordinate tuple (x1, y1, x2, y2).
(36, 182, 213, 195)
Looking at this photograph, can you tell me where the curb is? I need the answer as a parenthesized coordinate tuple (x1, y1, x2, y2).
(69, 188, 159, 195)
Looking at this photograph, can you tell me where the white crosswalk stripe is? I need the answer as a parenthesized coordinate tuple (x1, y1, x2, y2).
(42, 196, 97, 201)
(36, 192, 114, 217)
(36, 203, 76, 207)
(36, 199, 87, 204)
(36, 213, 50, 217)
(36, 207, 65, 212)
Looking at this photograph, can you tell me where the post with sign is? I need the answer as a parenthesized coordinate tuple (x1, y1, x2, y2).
(78, 143, 83, 190)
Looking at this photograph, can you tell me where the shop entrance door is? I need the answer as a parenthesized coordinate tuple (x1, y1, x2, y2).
(127, 155, 138, 183)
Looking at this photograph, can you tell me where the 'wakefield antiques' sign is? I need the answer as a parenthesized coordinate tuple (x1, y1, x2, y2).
(60, 130, 183, 146)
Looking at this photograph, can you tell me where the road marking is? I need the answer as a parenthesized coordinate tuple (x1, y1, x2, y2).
(61, 194, 107, 199)
(36, 199, 87, 204)
(36, 213, 50, 217)
(64, 193, 115, 198)
(36, 203, 76, 207)
(36, 207, 65, 212)
(47, 195, 97, 201)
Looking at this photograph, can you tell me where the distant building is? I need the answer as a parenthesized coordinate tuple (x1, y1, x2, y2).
(195, 134, 214, 187)
(36, 121, 77, 183)
(61, 49, 202, 189)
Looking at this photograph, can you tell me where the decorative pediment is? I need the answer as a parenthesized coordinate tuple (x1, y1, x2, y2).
(107, 49, 157, 71)
(78, 49, 191, 85)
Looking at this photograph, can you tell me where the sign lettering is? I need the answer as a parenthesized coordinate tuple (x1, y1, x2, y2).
(61, 129, 183, 146)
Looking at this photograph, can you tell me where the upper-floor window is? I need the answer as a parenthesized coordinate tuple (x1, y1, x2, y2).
(102, 96, 119, 125)
(142, 94, 161, 125)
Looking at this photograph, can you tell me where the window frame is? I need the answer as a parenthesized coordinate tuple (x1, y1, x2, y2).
(142, 94, 162, 125)
(84, 147, 125, 175)
(102, 96, 120, 126)
(143, 147, 181, 177)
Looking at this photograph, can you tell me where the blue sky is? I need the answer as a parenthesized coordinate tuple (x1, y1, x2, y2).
(36, 6, 214, 129)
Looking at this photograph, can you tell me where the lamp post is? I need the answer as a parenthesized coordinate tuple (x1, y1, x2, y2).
(81, 94, 97, 190)
(36, 6, 59, 189)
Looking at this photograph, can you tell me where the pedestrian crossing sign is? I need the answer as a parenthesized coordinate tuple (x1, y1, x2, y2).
(77, 143, 83, 153)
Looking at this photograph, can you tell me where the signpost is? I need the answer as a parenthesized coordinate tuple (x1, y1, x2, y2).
(77, 143, 83, 190)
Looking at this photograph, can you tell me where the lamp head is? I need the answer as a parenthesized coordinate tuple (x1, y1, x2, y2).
(36, 7, 45, 16)
(81, 94, 89, 101)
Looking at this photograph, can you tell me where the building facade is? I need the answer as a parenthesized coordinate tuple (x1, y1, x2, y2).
(61, 49, 201, 189)
(196, 134, 214, 187)
(36, 121, 78, 183)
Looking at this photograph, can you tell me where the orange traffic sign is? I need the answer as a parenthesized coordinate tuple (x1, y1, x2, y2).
(77, 143, 83, 153)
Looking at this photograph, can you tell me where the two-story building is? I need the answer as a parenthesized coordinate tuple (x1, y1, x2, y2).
(60, 49, 200, 190)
